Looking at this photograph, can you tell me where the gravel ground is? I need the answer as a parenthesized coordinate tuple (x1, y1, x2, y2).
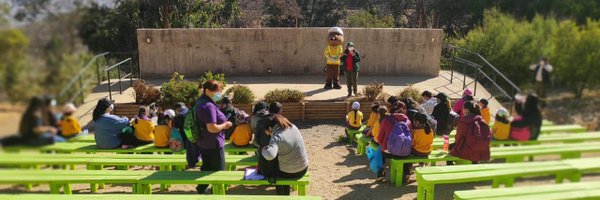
(1, 119, 600, 199)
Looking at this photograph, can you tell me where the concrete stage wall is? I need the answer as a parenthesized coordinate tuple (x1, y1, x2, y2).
(137, 28, 442, 78)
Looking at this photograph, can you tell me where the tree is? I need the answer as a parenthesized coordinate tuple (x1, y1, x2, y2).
(263, 0, 303, 27)
(347, 10, 394, 28)
(0, 29, 33, 102)
(264, 0, 346, 27)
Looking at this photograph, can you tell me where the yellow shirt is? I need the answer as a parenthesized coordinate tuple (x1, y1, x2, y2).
(366, 113, 378, 128)
(372, 120, 381, 143)
(231, 124, 252, 146)
(481, 107, 491, 124)
(492, 121, 511, 140)
(132, 118, 155, 142)
(60, 116, 81, 137)
(324, 45, 343, 65)
(154, 125, 171, 147)
(412, 128, 434, 154)
(347, 110, 364, 128)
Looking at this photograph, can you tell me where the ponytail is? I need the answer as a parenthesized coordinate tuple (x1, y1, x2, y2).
(354, 110, 358, 122)
(273, 114, 292, 130)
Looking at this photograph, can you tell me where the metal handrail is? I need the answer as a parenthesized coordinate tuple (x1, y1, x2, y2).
(57, 52, 109, 100)
(445, 44, 521, 93)
(105, 57, 135, 101)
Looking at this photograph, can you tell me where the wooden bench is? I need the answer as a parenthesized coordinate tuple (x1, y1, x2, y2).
(416, 157, 600, 200)
(5, 142, 256, 155)
(0, 194, 322, 200)
(454, 181, 600, 200)
(0, 153, 258, 171)
(0, 170, 310, 195)
(389, 142, 600, 187)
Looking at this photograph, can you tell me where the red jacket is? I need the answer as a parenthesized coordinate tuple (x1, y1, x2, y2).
(450, 114, 491, 162)
(377, 113, 411, 152)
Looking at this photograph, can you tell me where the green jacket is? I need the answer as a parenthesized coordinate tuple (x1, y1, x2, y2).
(341, 49, 361, 72)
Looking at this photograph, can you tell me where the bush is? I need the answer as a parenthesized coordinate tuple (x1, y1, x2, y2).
(224, 85, 255, 104)
(158, 72, 200, 107)
(399, 85, 423, 103)
(199, 70, 227, 89)
(131, 80, 160, 105)
(347, 10, 395, 28)
(363, 82, 384, 101)
(264, 89, 305, 103)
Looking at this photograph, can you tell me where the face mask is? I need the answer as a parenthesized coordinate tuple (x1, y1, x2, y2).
(212, 92, 223, 102)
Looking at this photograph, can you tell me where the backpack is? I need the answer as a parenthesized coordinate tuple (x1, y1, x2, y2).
(169, 128, 184, 152)
(184, 99, 208, 143)
(446, 111, 460, 131)
(387, 118, 413, 157)
(366, 144, 384, 174)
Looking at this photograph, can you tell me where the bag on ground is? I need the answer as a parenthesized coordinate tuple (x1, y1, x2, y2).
(366, 144, 384, 174)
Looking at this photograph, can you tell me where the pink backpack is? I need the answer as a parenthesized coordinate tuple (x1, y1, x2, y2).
(510, 116, 530, 141)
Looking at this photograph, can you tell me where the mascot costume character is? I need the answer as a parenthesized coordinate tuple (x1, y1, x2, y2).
(324, 27, 344, 89)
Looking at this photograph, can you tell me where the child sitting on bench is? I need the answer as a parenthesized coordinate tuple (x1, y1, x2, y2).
(59, 103, 82, 139)
(346, 101, 363, 130)
(130, 106, 155, 145)
(154, 109, 175, 148)
(492, 108, 511, 140)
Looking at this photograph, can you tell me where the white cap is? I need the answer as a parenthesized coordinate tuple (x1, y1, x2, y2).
(328, 27, 344, 36)
(163, 109, 176, 118)
(351, 101, 360, 110)
(62, 103, 77, 113)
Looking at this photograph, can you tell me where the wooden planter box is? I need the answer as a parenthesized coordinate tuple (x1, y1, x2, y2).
(113, 103, 141, 118)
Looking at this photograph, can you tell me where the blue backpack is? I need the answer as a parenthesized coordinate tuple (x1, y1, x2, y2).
(387, 118, 413, 157)
(169, 128, 184, 152)
(366, 144, 384, 174)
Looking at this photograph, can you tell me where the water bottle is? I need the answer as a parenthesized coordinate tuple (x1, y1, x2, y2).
(443, 135, 449, 153)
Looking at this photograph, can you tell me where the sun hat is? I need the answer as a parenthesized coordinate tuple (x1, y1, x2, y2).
(463, 89, 473, 96)
(163, 109, 176, 119)
(328, 27, 344, 36)
(352, 101, 360, 110)
(62, 103, 77, 113)
(496, 107, 509, 118)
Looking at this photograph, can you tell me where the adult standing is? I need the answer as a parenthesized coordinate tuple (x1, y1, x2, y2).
(261, 113, 309, 195)
(431, 92, 451, 136)
(190, 80, 233, 194)
(341, 42, 361, 97)
(529, 57, 553, 98)
(92, 98, 130, 149)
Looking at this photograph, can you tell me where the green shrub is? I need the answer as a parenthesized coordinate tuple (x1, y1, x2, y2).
(224, 85, 255, 104)
(363, 82, 384, 101)
(347, 10, 395, 28)
(131, 80, 161, 105)
(158, 72, 200, 107)
(264, 89, 305, 103)
(198, 70, 227, 89)
(399, 85, 423, 103)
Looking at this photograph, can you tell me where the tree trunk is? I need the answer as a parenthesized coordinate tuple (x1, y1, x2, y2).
(161, 0, 170, 28)
(416, 0, 425, 28)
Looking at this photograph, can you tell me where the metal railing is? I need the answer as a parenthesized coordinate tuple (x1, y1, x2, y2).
(442, 44, 521, 101)
(57, 52, 139, 105)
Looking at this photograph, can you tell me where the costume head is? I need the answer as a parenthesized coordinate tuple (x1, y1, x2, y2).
(327, 27, 344, 46)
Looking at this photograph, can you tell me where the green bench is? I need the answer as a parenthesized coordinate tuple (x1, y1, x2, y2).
(0, 153, 258, 171)
(430, 131, 600, 149)
(0, 170, 310, 195)
(416, 157, 600, 200)
(454, 181, 600, 200)
(5, 142, 256, 155)
(67, 134, 95, 143)
(389, 142, 600, 187)
(345, 125, 366, 144)
(0, 194, 322, 200)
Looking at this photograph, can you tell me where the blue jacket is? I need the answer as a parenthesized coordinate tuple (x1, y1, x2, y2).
(94, 114, 129, 149)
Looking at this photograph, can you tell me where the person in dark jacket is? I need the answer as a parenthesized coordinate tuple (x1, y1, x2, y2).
(431, 93, 451, 136)
(341, 42, 361, 97)
(529, 57, 553, 98)
(450, 100, 491, 163)
(255, 102, 282, 185)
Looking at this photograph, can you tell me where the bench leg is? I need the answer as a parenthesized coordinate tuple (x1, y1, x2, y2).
(504, 178, 514, 187)
(492, 179, 501, 188)
(135, 184, 143, 194)
(49, 184, 61, 194)
(25, 184, 33, 191)
(569, 172, 582, 182)
(63, 184, 72, 194)
(144, 184, 152, 194)
(394, 161, 405, 187)
(298, 185, 307, 196)
(416, 176, 425, 200)
(212, 184, 225, 195)
(390, 160, 398, 185)
(421, 184, 434, 200)
(90, 183, 98, 193)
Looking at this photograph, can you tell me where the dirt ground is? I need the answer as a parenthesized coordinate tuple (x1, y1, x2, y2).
(1, 119, 600, 199)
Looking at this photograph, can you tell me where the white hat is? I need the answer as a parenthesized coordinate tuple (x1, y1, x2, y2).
(163, 109, 176, 118)
(62, 103, 77, 113)
(328, 27, 344, 36)
(351, 101, 360, 110)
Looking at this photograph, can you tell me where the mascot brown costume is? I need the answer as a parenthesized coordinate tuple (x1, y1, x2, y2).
(324, 27, 344, 89)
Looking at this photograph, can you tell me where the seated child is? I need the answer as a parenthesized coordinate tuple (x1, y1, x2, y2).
(479, 98, 491, 124)
(219, 95, 237, 140)
(411, 112, 434, 156)
(365, 103, 381, 134)
(230, 110, 253, 147)
(154, 109, 175, 148)
(510, 95, 530, 141)
(492, 108, 511, 140)
(372, 106, 389, 143)
(346, 101, 363, 130)
(131, 106, 155, 145)
(59, 103, 82, 139)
